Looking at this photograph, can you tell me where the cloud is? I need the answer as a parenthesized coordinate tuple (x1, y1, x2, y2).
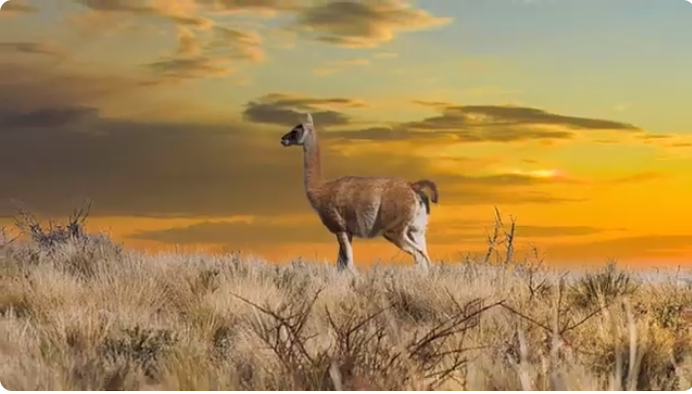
(292, 0, 452, 47)
(451, 173, 571, 186)
(203, 26, 265, 62)
(0, 42, 64, 58)
(192, 0, 300, 15)
(633, 133, 692, 153)
(608, 172, 663, 185)
(142, 25, 265, 84)
(0, 0, 37, 16)
(72, 0, 441, 83)
(74, 0, 214, 28)
(242, 93, 366, 127)
(173, 25, 266, 63)
(243, 105, 348, 127)
(144, 56, 234, 84)
(74, 0, 264, 85)
(515, 225, 611, 238)
(637, 133, 670, 142)
(0, 108, 298, 217)
(330, 125, 574, 143)
(410, 104, 640, 132)
(454, 222, 614, 239)
(73, 0, 451, 55)
(412, 100, 453, 108)
(175, 27, 202, 56)
(166, 14, 214, 29)
(128, 217, 334, 245)
(426, 222, 616, 244)
(329, 102, 643, 144)
(64, 9, 141, 39)
(76, 0, 155, 14)
(0, 106, 99, 129)
(97, 0, 451, 50)
(0, 63, 146, 113)
(454, 189, 583, 206)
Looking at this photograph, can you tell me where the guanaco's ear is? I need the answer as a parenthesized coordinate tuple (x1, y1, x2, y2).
(305, 113, 313, 125)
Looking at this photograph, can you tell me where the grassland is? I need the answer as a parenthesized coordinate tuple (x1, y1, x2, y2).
(0, 211, 691, 390)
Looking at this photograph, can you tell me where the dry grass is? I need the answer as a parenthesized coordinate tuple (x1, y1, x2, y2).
(0, 209, 691, 390)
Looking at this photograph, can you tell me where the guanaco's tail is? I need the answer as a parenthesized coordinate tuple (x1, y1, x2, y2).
(410, 179, 439, 204)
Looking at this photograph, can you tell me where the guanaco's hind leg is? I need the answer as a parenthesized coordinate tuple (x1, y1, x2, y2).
(407, 227, 432, 268)
(383, 226, 430, 271)
(335, 232, 356, 272)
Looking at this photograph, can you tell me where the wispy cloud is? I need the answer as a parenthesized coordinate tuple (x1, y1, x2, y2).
(74, 0, 262, 84)
(74, 0, 213, 29)
(242, 93, 367, 127)
(0, 0, 37, 17)
(192, 0, 300, 16)
(174, 27, 201, 56)
(0, 42, 64, 58)
(409, 103, 640, 131)
(292, 0, 452, 47)
(143, 56, 235, 85)
(205, 26, 265, 62)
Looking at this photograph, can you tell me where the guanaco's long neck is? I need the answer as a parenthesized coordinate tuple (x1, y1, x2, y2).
(303, 135, 323, 208)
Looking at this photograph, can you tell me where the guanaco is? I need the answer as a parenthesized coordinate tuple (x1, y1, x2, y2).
(280, 113, 438, 272)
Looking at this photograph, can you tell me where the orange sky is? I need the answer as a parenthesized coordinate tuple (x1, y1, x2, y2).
(1, 0, 691, 269)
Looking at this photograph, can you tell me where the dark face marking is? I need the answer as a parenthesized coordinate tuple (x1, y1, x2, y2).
(280, 123, 305, 147)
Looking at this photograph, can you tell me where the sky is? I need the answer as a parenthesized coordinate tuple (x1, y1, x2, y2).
(0, 0, 691, 269)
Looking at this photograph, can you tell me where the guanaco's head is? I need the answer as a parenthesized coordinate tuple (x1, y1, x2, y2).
(281, 113, 314, 147)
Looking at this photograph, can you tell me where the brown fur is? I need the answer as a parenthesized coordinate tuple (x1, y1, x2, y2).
(410, 179, 439, 204)
(281, 113, 438, 272)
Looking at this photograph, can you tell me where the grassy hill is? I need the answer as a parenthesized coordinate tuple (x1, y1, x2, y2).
(0, 213, 690, 390)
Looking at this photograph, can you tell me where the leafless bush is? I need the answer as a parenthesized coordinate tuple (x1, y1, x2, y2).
(231, 287, 502, 390)
(5, 201, 123, 278)
(13, 200, 92, 249)
(482, 207, 517, 266)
